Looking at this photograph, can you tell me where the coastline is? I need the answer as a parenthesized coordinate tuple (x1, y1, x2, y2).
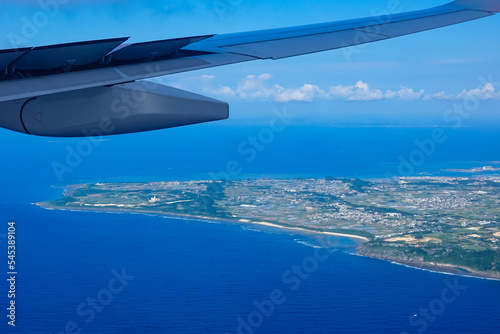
(357, 249, 500, 281)
(238, 220, 370, 242)
(36, 201, 500, 281)
(35, 202, 371, 242)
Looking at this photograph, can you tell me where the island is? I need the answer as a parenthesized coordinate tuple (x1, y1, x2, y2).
(39, 176, 500, 280)
(441, 166, 500, 173)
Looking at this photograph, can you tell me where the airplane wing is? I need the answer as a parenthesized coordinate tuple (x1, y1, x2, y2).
(0, 0, 498, 137)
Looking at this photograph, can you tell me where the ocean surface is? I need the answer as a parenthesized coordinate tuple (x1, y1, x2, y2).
(1, 125, 500, 333)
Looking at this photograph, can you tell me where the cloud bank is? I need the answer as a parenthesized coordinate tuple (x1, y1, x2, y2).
(164, 73, 500, 103)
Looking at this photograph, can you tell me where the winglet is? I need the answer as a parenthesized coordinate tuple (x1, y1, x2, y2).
(453, 0, 500, 13)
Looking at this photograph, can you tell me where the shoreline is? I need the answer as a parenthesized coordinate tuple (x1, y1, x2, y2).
(355, 252, 500, 281)
(36, 201, 499, 281)
(35, 202, 371, 242)
(357, 251, 500, 281)
(237, 220, 370, 242)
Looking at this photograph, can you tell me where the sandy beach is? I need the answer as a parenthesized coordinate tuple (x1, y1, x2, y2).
(36, 202, 370, 243)
(243, 220, 370, 242)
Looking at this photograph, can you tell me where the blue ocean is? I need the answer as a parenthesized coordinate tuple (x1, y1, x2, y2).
(1, 125, 500, 334)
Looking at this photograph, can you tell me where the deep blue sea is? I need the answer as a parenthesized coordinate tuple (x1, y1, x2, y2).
(1, 125, 500, 333)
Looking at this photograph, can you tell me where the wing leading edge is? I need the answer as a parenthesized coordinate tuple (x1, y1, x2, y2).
(0, 0, 498, 136)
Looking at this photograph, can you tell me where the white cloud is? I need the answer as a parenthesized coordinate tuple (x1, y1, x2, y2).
(155, 74, 500, 103)
(213, 85, 236, 97)
(235, 74, 277, 99)
(258, 73, 273, 80)
(221, 77, 428, 102)
(330, 81, 384, 101)
(457, 83, 500, 100)
(201, 74, 215, 80)
(423, 91, 454, 100)
(390, 86, 425, 101)
(275, 84, 328, 102)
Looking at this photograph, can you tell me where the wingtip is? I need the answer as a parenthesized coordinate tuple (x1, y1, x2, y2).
(453, 0, 500, 13)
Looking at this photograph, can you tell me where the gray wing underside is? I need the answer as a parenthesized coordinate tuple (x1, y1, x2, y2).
(0, 0, 497, 103)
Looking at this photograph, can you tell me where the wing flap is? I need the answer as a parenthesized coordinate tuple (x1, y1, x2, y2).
(0, 53, 254, 103)
(106, 35, 213, 65)
(0, 48, 31, 74)
(12, 38, 128, 75)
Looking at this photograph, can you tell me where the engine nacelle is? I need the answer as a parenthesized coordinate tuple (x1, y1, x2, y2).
(0, 82, 229, 137)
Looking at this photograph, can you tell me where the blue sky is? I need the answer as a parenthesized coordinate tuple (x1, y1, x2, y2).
(0, 0, 499, 184)
(1, 0, 499, 123)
